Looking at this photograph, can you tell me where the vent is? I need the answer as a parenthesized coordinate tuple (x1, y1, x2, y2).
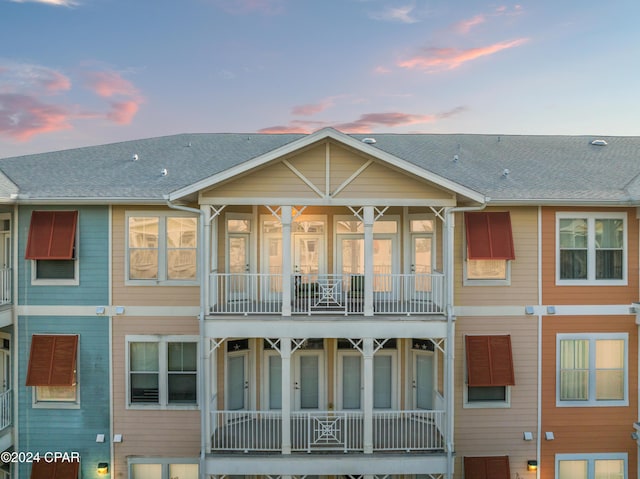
(132, 154, 139, 161)
(591, 139, 608, 146)
(362, 138, 377, 144)
(161, 168, 168, 177)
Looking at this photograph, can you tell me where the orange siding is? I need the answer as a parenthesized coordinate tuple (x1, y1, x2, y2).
(540, 316, 638, 479)
(541, 207, 639, 305)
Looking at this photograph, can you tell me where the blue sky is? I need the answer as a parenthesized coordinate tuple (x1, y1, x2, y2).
(1, 0, 639, 157)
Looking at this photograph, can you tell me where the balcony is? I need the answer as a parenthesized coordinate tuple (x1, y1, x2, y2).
(210, 409, 445, 453)
(0, 389, 11, 431)
(209, 272, 444, 316)
(0, 268, 10, 306)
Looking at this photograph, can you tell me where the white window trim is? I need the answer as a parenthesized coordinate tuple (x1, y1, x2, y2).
(556, 211, 627, 286)
(125, 335, 199, 410)
(555, 452, 627, 479)
(556, 332, 628, 407)
(128, 457, 199, 479)
(462, 220, 511, 286)
(31, 211, 80, 286)
(463, 335, 511, 409)
(32, 334, 80, 409)
(125, 210, 199, 286)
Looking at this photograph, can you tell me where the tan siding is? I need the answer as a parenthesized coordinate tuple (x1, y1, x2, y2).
(112, 317, 200, 479)
(288, 143, 327, 193)
(455, 316, 538, 479)
(455, 206, 539, 306)
(540, 316, 637, 479)
(541, 207, 639, 305)
(112, 206, 200, 306)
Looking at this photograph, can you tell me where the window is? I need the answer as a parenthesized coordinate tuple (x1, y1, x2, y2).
(127, 336, 198, 408)
(26, 334, 79, 407)
(464, 456, 511, 479)
(25, 210, 79, 284)
(30, 458, 79, 479)
(130, 460, 198, 479)
(557, 212, 626, 284)
(557, 333, 627, 406)
(556, 453, 627, 479)
(464, 212, 515, 284)
(127, 212, 198, 284)
(465, 335, 515, 408)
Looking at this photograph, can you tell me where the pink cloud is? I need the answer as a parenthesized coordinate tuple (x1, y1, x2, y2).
(454, 14, 486, 34)
(84, 70, 139, 98)
(259, 107, 466, 134)
(291, 98, 334, 116)
(398, 38, 529, 72)
(0, 93, 73, 141)
(107, 100, 140, 124)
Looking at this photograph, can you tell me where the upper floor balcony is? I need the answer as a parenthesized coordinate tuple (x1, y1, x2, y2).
(209, 271, 444, 316)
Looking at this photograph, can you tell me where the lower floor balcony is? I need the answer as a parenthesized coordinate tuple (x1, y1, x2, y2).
(211, 409, 445, 454)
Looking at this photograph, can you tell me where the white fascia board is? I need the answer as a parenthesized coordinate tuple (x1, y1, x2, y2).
(198, 197, 457, 207)
(169, 127, 486, 204)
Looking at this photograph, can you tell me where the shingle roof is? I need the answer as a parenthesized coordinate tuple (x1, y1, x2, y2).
(1, 130, 639, 204)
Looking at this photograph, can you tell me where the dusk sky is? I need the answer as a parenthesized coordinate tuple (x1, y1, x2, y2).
(1, 0, 639, 158)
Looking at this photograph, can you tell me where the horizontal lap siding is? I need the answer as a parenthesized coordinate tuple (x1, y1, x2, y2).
(112, 316, 200, 478)
(540, 316, 637, 479)
(112, 206, 200, 306)
(18, 316, 110, 479)
(455, 207, 538, 305)
(18, 205, 109, 305)
(455, 316, 538, 479)
(541, 207, 639, 305)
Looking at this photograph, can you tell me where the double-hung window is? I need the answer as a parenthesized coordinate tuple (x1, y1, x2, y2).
(557, 333, 627, 407)
(127, 212, 198, 284)
(556, 453, 627, 479)
(557, 212, 626, 284)
(127, 336, 198, 408)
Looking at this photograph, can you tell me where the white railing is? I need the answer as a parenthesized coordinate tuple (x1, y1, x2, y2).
(211, 410, 282, 451)
(210, 409, 445, 453)
(0, 268, 11, 305)
(208, 272, 444, 316)
(372, 410, 444, 451)
(0, 389, 11, 430)
(372, 273, 444, 315)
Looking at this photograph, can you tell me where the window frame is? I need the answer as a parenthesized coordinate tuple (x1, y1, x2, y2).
(462, 212, 514, 286)
(463, 335, 514, 409)
(555, 211, 627, 286)
(128, 457, 199, 479)
(555, 452, 627, 479)
(29, 211, 80, 286)
(556, 332, 628, 407)
(125, 211, 199, 286)
(126, 335, 199, 410)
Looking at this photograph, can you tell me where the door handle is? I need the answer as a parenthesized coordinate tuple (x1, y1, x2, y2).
(412, 380, 417, 389)
(244, 381, 249, 390)
(294, 382, 300, 390)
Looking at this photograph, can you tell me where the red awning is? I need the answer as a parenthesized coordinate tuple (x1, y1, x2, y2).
(25, 211, 78, 260)
(26, 335, 78, 387)
(466, 335, 515, 387)
(30, 459, 79, 479)
(465, 212, 515, 260)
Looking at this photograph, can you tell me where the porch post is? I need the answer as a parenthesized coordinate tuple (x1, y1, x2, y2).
(363, 338, 374, 454)
(281, 337, 292, 454)
(281, 206, 293, 316)
(363, 206, 375, 316)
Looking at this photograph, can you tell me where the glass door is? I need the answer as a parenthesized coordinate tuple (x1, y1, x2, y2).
(228, 234, 250, 300)
(413, 351, 434, 410)
(227, 352, 248, 410)
(411, 234, 433, 301)
(294, 351, 324, 410)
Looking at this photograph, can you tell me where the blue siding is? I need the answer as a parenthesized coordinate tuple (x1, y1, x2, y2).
(17, 205, 109, 305)
(18, 316, 110, 479)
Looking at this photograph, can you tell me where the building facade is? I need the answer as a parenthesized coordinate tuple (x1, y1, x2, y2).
(0, 128, 637, 479)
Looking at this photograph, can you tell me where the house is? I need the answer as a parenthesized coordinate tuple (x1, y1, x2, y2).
(0, 128, 637, 479)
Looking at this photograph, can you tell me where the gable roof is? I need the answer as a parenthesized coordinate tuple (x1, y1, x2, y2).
(0, 128, 639, 204)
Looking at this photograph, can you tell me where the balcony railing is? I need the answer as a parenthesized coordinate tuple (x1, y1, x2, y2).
(0, 389, 11, 431)
(210, 409, 445, 453)
(209, 272, 444, 316)
(0, 268, 11, 305)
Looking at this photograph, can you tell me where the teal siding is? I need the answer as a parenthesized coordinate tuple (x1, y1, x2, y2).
(17, 205, 109, 305)
(18, 316, 110, 479)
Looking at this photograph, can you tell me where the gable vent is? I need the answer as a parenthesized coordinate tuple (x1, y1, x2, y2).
(591, 139, 608, 146)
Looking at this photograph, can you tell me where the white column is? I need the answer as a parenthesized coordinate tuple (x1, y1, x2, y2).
(363, 206, 375, 316)
(281, 206, 293, 316)
(281, 338, 292, 454)
(206, 341, 217, 452)
(363, 338, 374, 454)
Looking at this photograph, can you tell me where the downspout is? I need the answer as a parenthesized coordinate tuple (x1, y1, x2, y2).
(165, 197, 207, 479)
(443, 200, 488, 479)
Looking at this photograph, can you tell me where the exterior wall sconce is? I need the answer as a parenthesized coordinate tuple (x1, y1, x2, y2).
(113, 434, 123, 443)
(96, 434, 105, 443)
(545, 431, 555, 441)
(527, 460, 538, 472)
(546, 306, 556, 314)
(523, 432, 533, 441)
(525, 306, 535, 315)
(97, 463, 109, 475)
(95, 306, 106, 315)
